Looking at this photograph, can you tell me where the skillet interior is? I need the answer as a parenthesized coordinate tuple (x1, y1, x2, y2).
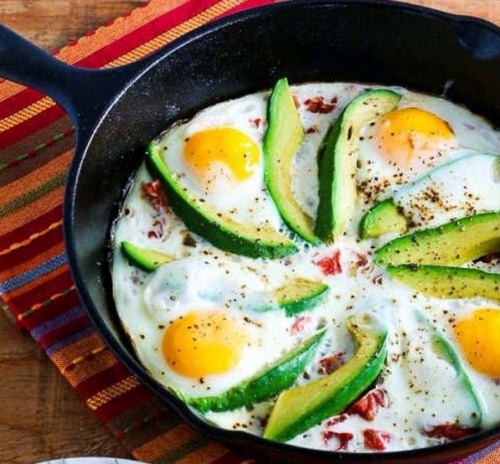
(64, 1, 500, 462)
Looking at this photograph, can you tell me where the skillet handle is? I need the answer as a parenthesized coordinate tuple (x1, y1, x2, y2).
(0, 22, 145, 141)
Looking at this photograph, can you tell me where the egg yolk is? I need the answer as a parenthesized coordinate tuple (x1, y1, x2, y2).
(453, 308, 500, 378)
(373, 107, 454, 165)
(162, 310, 248, 378)
(183, 127, 259, 187)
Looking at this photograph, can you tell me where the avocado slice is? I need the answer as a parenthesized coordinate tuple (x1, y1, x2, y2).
(360, 152, 500, 239)
(359, 199, 408, 239)
(374, 212, 500, 266)
(274, 277, 329, 316)
(387, 264, 500, 302)
(263, 78, 319, 244)
(263, 313, 387, 442)
(185, 329, 326, 413)
(244, 277, 329, 315)
(147, 141, 297, 259)
(314, 89, 402, 242)
(415, 311, 482, 425)
(121, 240, 173, 272)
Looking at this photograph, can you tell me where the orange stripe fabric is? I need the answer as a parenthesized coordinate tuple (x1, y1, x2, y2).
(173, 442, 230, 464)
(133, 424, 205, 462)
(50, 332, 107, 373)
(0, 185, 65, 230)
(0, 96, 55, 132)
(0, 150, 71, 201)
(62, 350, 121, 386)
(87, 376, 142, 411)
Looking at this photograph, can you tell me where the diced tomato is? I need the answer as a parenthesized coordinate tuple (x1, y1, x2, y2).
(318, 352, 345, 375)
(316, 249, 342, 275)
(250, 117, 262, 128)
(423, 423, 479, 440)
(325, 414, 348, 427)
(363, 428, 391, 450)
(304, 96, 337, 114)
(348, 388, 387, 421)
(353, 251, 368, 269)
(142, 180, 169, 212)
(147, 230, 159, 239)
(323, 430, 354, 450)
(147, 218, 166, 239)
(290, 315, 311, 334)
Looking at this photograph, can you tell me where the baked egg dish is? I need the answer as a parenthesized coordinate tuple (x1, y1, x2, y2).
(111, 80, 500, 452)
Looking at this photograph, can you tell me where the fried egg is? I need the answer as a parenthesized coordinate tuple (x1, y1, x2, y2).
(153, 93, 284, 229)
(112, 81, 500, 453)
(453, 307, 500, 379)
(115, 255, 327, 397)
(354, 92, 500, 220)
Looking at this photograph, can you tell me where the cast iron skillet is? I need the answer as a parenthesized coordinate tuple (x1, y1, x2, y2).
(1, 1, 500, 462)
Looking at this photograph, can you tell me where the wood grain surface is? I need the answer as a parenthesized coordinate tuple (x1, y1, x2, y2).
(0, 1, 499, 464)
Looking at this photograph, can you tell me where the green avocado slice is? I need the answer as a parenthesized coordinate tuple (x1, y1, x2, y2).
(415, 311, 482, 426)
(374, 212, 500, 266)
(263, 78, 319, 244)
(359, 199, 408, 239)
(315, 89, 402, 242)
(185, 329, 326, 413)
(147, 141, 297, 259)
(274, 277, 329, 316)
(387, 264, 500, 302)
(121, 241, 173, 272)
(250, 278, 329, 315)
(263, 313, 387, 442)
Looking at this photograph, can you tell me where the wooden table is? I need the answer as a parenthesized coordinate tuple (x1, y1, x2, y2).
(0, 1, 499, 463)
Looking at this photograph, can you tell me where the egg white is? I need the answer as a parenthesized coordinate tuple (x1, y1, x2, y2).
(154, 92, 284, 229)
(352, 89, 500, 232)
(112, 82, 500, 452)
(117, 253, 330, 397)
(393, 151, 500, 231)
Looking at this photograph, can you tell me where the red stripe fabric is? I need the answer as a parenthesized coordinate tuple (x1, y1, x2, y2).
(96, 385, 159, 424)
(72, 0, 227, 70)
(78, 362, 135, 399)
(12, 283, 78, 328)
(0, 226, 62, 273)
(5, 267, 72, 308)
(0, 104, 66, 149)
(35, 312, 89, 350)
(0, 87, 46, 120)
(0, 205, 62, 245)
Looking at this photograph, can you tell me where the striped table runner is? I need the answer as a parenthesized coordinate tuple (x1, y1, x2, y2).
(1, 0, 500, 463)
